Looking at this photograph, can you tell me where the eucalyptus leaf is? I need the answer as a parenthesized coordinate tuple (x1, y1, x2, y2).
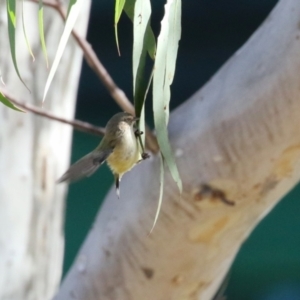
(124, 0, 156, 59)
(132, 0, 152, 146)
(21, 0, 35, 61)
(38, 0, 48, 67)
(0, 92, 25, 112)
(150, 152, 165, 233)
(43, 0, 84, 102)
(114, 0, 126, 55)
(7, 0, 29, 91)
(152, 0, 182, 193)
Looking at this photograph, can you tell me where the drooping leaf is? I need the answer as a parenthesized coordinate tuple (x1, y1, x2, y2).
(7, 0, 29, 91)
(21, 0, 35, 61)
(144, 22, 156, 60)
(121, 0, 156, 140)
(150, 152, 164, 233)
(132, 0, 151, 96)
(138, 69, 153, 147)
(152, 0, 182, 193)
(38, 0, 48, 67)
(163, 0, 181, 123)
(114, 0, 126, 55)
(124, 0, 156, 59)
(43, 0, 84, 102)
(0, 92, 25, 112)
(123, 0, 134, 21)
(132, 0, 153, 146)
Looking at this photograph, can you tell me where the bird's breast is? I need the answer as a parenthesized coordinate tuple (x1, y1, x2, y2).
(106, 127, 140, 175)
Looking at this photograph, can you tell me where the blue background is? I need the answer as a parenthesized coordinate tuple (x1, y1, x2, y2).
(63, 1, 300, 299)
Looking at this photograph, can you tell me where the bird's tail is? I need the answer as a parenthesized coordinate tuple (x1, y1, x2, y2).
(57, 149, 112, 183)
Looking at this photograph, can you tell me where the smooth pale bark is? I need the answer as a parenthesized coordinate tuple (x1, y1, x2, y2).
(0, 2, 90, 300)
(57, 0, 300, 299)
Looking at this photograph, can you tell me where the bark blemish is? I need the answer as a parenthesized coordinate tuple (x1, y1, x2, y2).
(141, 267, 154, 279)
(273, 145, 300, 179)
(70, 290, 77, 299)
(16, 119, 24, 128)
(253, 183, 261, 190)
(188, 216, 230, 244)
(192, 179, 237, 208)
(172, 274, 184, 285)
(194, 183, 235, 206)
(260, 176, 279, 196)
(103, 248, 111, 257)
(41, 157, 47, 191)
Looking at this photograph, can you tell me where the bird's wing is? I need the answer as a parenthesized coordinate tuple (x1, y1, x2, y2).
(57, 149, 113, 183)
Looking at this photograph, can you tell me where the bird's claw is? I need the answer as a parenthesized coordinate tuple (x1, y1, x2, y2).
(135, 129, 144, 137)
(142, 152, 150, 160)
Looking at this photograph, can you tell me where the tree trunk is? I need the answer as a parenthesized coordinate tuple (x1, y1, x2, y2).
(56, 0, 300, 299)
(0, 2, 90, 299)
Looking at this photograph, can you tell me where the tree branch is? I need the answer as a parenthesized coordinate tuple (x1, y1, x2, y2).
(27, 0, 159, 153)
(55, 1, 300, 299)
(4, 91, 105, 136)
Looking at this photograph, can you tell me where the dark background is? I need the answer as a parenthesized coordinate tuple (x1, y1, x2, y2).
(64, 1, 300, 299)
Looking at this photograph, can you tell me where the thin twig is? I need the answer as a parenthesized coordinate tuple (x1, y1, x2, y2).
(29, 0, 57, 9)
(28, 0, 159, 153)
(4, 91, 105, 136)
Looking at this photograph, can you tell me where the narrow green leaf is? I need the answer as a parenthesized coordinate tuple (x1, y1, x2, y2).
(132, 0, 151, 97)
(144, 23, 156, 60)
(123, 0, 156, 140)
(21, 0, 35, 61)
(114, 0, 126, 55)
(150, 152, 164, 233)
(43, 0, 84, 102)
(164, 0, 181, 123)
(0, 92, 25, 112)
(135, 70, 153, 149)
(123, 0, 134, 19)
(132, 0, 152, 146)
(153, 112, 182, 192)
(123, 0, 156, 144)
(38, 0, 48, 67)
(115, 0, 126, 24)
(7, 0, 29, 91)
(152, 0, 182, 193)
(138, 68, 153, 146)
(124, 0, 156, 59)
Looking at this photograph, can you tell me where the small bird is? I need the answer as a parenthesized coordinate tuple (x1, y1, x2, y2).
(57, 112, 147, 197)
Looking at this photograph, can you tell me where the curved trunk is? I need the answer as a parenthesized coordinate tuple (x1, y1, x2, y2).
(0, 2, 90, 299)
(57, 0, 300, 299)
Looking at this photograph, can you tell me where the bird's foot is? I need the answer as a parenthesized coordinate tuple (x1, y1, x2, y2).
(142, 152, 150, 160)
(135, 129, 144, 137)
(137, 153, 150, 164)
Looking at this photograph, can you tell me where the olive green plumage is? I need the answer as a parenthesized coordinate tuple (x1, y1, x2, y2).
(57, 112, 141, 197)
